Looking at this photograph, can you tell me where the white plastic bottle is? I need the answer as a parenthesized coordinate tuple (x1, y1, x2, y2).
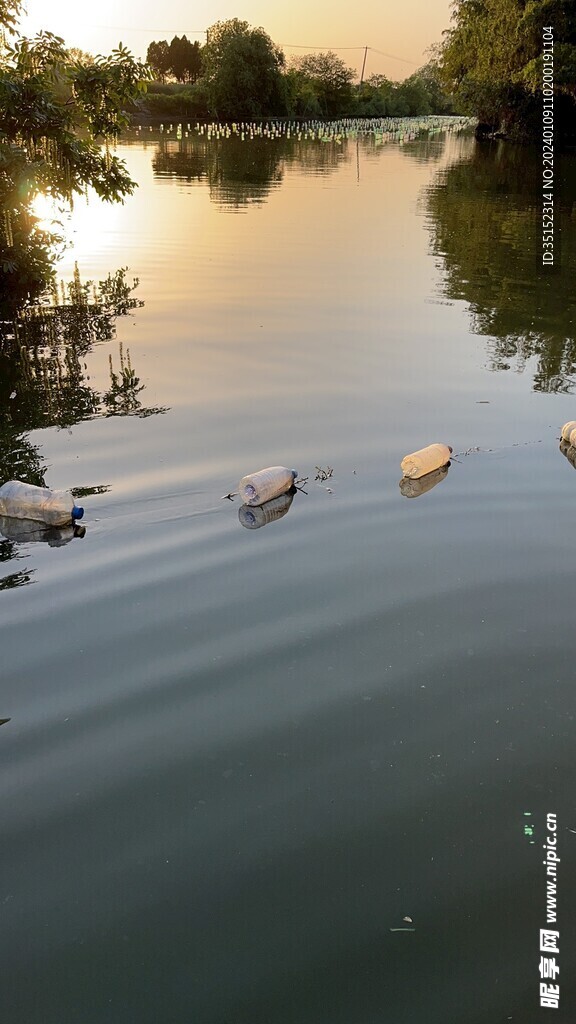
(561, 421, 576, 442)
(238, 466, 297, 507)
(400, 443, 452, 480)
(0, 480, 84, 527)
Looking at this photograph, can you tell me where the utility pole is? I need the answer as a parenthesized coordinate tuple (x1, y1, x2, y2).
(360, 46, 368, 85)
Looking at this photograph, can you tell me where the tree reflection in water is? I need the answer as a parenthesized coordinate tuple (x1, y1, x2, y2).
(424, 140, 576, 393)
(0, 265, 167, 584)
(0, 265, 167, 430)
(151, 133, 348, 209)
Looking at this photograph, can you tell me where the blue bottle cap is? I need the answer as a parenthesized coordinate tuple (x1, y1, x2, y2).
(72, 505, 84, 520)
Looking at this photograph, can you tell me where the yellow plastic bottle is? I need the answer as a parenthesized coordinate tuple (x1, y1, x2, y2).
(400, 444, 452, 480)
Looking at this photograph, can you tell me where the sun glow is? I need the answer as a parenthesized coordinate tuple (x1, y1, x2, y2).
(31, 192, 62, 232)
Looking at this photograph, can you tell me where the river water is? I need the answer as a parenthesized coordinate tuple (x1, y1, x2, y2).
(1, 122, 575, 1023)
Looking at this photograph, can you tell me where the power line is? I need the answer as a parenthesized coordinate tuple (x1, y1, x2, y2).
(279, 44, 366, 50)
(369, 47, 417, 66)
(74, 26, 419, 63)
(282, 45, 418, 66)
(88, 26, 206, 35)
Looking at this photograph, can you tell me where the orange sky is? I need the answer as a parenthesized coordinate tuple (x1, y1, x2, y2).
(18, 1, 454, 80)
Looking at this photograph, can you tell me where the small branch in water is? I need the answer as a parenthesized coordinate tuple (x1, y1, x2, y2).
(451, 440, 543, 461)
(221, 492, 237, 501)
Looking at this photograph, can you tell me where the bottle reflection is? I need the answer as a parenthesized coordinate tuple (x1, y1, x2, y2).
(0, 515, 86, 547)
(238, 488, 295, 529)
(559, 440, 576, 471)
(399, 463, 450, 498)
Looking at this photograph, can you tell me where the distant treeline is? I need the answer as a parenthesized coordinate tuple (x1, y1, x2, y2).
(137, 9, 576, 141)
(137, 19, 454, 121)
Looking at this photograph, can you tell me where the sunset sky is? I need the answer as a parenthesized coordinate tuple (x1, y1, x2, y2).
(18, 0, 454, 80)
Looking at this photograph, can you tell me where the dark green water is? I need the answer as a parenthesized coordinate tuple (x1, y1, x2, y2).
(1, 124, 576, 1023)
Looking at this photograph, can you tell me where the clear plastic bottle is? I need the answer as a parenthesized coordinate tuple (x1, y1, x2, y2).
(238, 466, 297, 507)
(400, 443, 452, 480)
(0, 480, 84, 527)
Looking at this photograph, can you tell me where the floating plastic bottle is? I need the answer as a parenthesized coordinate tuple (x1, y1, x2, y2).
(400, 443, 452, 480)
(399, 463, 449, 498)
(0, 480, 84, 527)
(560, 421, 576, 442)
(238, 491, 295, 529)
(238, 466, 297, 507)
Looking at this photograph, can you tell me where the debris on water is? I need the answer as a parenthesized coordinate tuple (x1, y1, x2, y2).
(315, 466, 333, 482)
(403, 916, 413, 923)
(390, 927, 416, 932)
(221, 492, 237, 501)
(0, 718, 11, 727)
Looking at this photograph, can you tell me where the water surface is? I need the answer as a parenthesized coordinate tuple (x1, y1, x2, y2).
(1, 123, 575, 1023)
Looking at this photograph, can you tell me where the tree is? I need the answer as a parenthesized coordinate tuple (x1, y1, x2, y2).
(202, 19, 287, 119)
(146, 40, 171, 82)
(393, 76, 432, 116)
(147, 36, 202, 84)
(168, 35, 202, 83)
(351, 73, 393, 116)
(0, 1, 149, 309)
(440, 0, 576, 140)
(408, 60, 454, 113)
(291, 52, 355, 117)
